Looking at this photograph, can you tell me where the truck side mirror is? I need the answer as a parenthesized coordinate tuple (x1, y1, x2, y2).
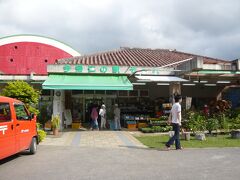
(30, 113, 35, 120)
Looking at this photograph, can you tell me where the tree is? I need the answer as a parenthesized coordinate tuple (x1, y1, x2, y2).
(1, 80, 41, 115)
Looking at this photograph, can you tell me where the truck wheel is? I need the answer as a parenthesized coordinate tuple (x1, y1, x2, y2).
(29, 137, 37, 154)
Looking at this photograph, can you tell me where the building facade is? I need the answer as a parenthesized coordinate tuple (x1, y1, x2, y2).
(1, 35, 239, 130)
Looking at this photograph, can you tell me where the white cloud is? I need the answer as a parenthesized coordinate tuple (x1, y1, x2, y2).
(0, 0, 240, 60)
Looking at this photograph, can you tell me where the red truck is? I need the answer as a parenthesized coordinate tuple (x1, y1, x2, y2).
(0, 96, 38, 160)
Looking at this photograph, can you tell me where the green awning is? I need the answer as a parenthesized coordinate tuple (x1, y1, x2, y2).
(42, 74, 133, 90)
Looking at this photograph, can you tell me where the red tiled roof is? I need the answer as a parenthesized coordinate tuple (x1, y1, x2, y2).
(56, 48, 229, 67)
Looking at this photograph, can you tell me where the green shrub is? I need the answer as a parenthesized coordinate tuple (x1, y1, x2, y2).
(37, 129, 47, 142)
(142, 128, 153, 133)
(141, 126, 172, 133)
(217, 114, 230, 132)
(1, 80, 40, 115)
(185, 112, 206, 134)
(153, 126, 161, 132)
(230, 114, 240, 130)
(206, 118, 219, 134)
(165, 126, 172, 131)
(159, 116, 168, 121)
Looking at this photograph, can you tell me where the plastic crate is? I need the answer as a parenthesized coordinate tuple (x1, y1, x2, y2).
(72, 122, 81, 129)
(127, 124, 137, 129)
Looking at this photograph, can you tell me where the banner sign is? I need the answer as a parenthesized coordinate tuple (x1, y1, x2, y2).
(47, 64, 174, 75)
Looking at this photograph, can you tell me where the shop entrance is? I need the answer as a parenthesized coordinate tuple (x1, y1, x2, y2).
(71, 91, 117, 128)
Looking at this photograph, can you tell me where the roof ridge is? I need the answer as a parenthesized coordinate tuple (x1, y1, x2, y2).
(172, 50, 228, 62)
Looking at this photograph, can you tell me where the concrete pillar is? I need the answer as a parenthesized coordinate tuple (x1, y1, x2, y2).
(53, 90, 65, 130)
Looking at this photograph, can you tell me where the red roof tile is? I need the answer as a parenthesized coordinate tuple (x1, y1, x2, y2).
(56, 48, 229, 67)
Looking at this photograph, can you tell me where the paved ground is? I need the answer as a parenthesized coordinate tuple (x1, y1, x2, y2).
(41, 130, 146, 149)
(1, 145, 240, 180)
(1, 131, 240, 180)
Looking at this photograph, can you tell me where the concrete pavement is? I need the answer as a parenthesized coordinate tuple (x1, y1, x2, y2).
(1, 145, 240, 180)
(40, 130, 146, 149)
(1, 131, 240, 180)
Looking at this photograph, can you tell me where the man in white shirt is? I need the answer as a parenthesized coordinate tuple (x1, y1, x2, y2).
(99, 104, 106, 129)
(166, 95, 183, 150)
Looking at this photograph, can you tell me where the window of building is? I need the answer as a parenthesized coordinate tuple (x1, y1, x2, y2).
(140, 90, 149, 97)
(106, 90, 117, 95)
(84, 90, 95, 94)
(129, 90, 138, 97)
(118, 91, 128, 97)
(72, 90, 84, 95)
(41, 90, 51, 96)
(95, 90, 105, 95)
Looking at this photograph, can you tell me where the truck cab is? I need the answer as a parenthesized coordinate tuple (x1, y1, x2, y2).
(0, 96, 38, 160)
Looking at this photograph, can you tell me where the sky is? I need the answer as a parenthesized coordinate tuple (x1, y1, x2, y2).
(0, 0, 240, 60)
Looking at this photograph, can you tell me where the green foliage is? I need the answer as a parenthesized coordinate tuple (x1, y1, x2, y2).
(184, 112, 206, 134)
(37, 123, 42, 129)
(159, 116, 168, 121)
(37, 130, 47, 142)
(230, 114, 240, 130)
(1, 81, 40, 115)
(217, 114, 230, 131)
(206, 118, 219, 134)
(51, 114, 60, 129)
(141, 128, 154, 133)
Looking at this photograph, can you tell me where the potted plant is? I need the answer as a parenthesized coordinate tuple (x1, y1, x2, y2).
(51, 114, 60, 136)
(230, 114, 240, 139)
(185, 112, 206, 140)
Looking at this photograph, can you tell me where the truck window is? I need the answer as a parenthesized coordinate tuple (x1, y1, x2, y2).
(0, 102, 11, 122)
(14, 104, 30, 121)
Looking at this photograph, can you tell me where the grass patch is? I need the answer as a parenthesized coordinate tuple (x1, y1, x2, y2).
(135, 135, 240, 149)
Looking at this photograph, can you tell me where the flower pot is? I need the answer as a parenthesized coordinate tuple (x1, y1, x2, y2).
(231, 130, 240, 139)
(195, 133, 206, 141)
(53, 128, 59, 136)
(182, 132, 191, 141)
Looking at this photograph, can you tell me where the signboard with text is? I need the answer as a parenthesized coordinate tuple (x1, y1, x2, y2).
(47, 64, 174, 75)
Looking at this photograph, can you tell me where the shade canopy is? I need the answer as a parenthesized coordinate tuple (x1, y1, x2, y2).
(42, 74, 133, 90)
(136, 75, 188, 82)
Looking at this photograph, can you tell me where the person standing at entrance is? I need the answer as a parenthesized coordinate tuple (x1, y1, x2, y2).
(90, 105, 99, 130)
(114, 104, 121, 130)
(99, 104, 106, 129)
(166, 95, 183, 150)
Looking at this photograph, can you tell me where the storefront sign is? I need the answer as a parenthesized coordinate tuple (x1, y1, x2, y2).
(48, 64, 174, 75)
(63, 65, 130, 74)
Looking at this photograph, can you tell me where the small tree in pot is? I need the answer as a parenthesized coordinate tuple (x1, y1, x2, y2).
(185, 112, 206, 140)
(51, 115, 60, 136)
